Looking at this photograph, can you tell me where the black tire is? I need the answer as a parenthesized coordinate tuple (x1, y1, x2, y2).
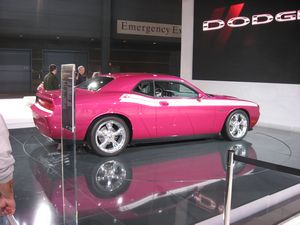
(221, 110, 249, 141)
(88, 116, 130, 156)
(86, 158, 132, 198)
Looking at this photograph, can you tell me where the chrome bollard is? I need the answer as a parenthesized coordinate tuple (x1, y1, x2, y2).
(224, 150, 235, 225)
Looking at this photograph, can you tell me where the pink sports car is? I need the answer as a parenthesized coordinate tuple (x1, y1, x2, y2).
(31, 73, 260, 156)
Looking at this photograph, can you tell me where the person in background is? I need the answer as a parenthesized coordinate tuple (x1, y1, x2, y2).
(43, 64, 59, 90)
(0, 114, 15, 216)
(76, 65, 87, 85)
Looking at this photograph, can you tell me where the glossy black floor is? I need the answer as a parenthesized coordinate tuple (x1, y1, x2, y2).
(6, 127, 300, 225)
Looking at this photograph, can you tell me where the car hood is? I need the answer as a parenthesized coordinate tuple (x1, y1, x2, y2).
(206, 93, 238, 100)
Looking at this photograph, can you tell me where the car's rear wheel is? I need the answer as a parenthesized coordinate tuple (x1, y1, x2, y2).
(222, 110, 249, 141)
(86, 158, 132, 197)
(89, 116, 130, 156)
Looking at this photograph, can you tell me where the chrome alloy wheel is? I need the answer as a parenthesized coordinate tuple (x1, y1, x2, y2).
(230, 143, 247, 171)
(95, 160, 127, 192)
(228, 113, 248, 139)
(95, 120, 127, 154)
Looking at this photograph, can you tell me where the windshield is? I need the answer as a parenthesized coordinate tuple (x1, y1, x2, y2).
(77, 76, 113, 91)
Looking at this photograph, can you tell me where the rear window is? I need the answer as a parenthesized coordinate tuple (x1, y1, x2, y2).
(77, 77, 113, 91)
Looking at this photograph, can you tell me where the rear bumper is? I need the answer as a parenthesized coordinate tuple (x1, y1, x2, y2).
(31, 103, 61, 139)
(31, 103, 83, 140)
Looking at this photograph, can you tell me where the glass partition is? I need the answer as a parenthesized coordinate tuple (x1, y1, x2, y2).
(60, 64, 78, 225)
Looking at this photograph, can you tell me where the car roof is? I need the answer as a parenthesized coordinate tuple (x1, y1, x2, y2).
(100, 73, 183, 81)
(97, 73, 189, 93)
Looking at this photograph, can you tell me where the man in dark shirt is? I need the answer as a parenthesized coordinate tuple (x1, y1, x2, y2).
(43, 64, 59, 90)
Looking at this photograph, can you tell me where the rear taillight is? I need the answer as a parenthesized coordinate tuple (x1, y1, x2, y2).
(38, 98, 54, 111)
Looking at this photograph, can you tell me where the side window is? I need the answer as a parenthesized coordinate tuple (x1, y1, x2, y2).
(133, 80, 154, 96)
(154, 81, 198, 98)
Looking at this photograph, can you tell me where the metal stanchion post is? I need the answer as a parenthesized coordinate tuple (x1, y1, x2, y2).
(224, 150, 235, 225)
(6, 215, 18, 225)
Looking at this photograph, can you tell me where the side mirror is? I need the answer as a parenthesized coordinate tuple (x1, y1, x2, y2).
(197, 93, 203, 101)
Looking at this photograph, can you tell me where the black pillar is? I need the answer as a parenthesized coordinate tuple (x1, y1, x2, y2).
(101, 0, 111, 74)
(169, 51, 181, 77)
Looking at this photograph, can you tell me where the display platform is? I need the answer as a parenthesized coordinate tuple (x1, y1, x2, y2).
(7, 127, 300, 225)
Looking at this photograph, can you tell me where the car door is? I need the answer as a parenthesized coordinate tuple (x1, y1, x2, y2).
(154, 80, 216, 137)
(129, 80, 157, 139)
(154, 80, 194, 137)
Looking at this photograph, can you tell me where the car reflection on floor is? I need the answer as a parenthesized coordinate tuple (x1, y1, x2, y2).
(27, 138, 256, 224)
(8, 127, 300, 225)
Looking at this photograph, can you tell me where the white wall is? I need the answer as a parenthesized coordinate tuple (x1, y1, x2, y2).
(180, 0, 194, 79)
(181, 0, 300, 132)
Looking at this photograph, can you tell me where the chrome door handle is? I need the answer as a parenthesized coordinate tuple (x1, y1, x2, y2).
(159, 101, 169, 106)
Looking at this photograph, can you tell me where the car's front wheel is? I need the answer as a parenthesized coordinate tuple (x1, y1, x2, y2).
(89, 116, 130, 156)
(222, 110, 249, 141)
